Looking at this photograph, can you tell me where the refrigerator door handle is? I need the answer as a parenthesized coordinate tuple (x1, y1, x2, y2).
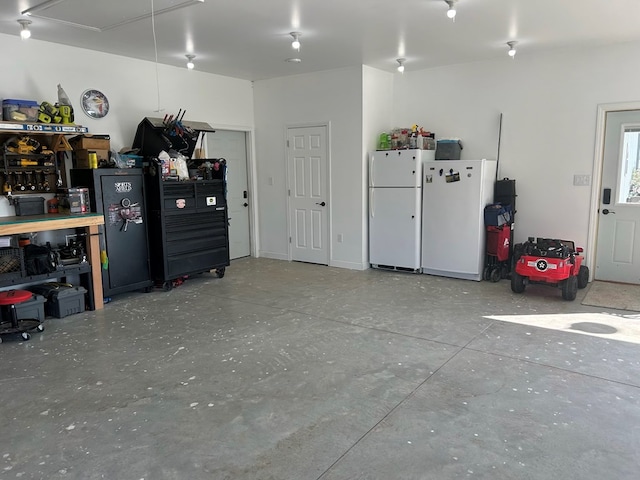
(370, 156, 375, 188)
(370, 188, 375, 217)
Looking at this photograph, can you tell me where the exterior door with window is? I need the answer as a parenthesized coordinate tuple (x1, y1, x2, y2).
(595, 110, 640, 284)
(287, 125, 329, 265)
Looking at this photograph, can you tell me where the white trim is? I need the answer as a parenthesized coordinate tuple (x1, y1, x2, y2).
(588, 101, 640, 280)
(330, 259, 368, 270)
(258, 251, 289, 261)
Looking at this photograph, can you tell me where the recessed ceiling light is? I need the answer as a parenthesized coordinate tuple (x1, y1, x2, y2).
(285, 58, 302, 63)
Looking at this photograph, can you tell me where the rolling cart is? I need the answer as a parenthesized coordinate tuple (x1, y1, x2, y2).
(483, 178, 516, 282)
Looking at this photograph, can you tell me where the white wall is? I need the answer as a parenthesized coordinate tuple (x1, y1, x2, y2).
(362, 66, 394, 267)
(253, 67, 366, 269)
(392, 40, 640, 253)
(0, 33, 254, 217)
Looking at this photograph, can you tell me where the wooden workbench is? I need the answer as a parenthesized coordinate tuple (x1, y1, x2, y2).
(0, 213, 105, 310)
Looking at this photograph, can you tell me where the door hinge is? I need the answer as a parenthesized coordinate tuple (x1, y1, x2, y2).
(289, 236, 292, 243)
(288, 189, 291, 196)
(286, 140, 290, 148)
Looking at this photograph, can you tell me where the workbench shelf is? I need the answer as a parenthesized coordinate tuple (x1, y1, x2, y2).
(0, 259, 95, 310)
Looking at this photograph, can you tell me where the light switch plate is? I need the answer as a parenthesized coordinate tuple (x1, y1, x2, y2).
(573, 174, 591, 186)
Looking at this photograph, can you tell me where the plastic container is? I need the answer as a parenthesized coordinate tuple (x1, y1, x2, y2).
(13, 196, 45, 216)
(435, 139, 463, 160)
(58, 188, 90, 214)
(15, 294, 46, 321)
(2, 99, 40, 123)
(27, 284, 87, 318)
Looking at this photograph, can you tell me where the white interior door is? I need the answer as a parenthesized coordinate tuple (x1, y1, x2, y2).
(595, 110, 640, 284)
(206, 130, 251, 259)
(287, 125, 329, 265)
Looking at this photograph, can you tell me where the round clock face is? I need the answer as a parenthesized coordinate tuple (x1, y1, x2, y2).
(81, 89, 109, 119)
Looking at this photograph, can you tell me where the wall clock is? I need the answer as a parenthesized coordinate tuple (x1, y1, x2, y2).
(81, 89, 110, 119)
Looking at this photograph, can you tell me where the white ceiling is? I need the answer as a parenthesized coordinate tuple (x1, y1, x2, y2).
(1, 0, 640, 81)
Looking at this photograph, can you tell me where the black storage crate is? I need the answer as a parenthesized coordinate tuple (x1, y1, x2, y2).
(0, 247, 25, 282)
(13, 196, 45, 216)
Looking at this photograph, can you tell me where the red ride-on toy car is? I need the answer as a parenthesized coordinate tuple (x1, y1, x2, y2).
(511, 237, 589, 301)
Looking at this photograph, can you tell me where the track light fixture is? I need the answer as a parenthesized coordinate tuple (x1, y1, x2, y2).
(506, 41, 517, 58)
(396, 58, 405, 73)
(445, 0, 457, 21)
(290, 32, 301, 51)
(18, 19, 32, 39)
(185, 54, 196, 69)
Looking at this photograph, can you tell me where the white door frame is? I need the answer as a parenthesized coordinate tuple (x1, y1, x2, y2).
(588, 101, 640, 280)
(285, 121, 332, 263)
(207, 123, 259, 258)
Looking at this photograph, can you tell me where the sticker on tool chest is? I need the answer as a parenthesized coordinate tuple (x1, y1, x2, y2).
(108, 198, 143, 231)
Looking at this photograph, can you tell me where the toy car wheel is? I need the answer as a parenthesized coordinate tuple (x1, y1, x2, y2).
(577, 265, 589, 289)
(562, 275, 578, 301)
(511, 271, 526, 293)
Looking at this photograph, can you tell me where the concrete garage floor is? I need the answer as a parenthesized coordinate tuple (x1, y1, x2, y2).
(1, 257, 639, 479)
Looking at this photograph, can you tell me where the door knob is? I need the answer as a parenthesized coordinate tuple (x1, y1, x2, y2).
(316, 201, 326, 207)
(602, 208, 615, 215)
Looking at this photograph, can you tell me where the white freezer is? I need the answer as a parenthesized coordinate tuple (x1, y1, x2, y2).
(421, 159, 497, 281)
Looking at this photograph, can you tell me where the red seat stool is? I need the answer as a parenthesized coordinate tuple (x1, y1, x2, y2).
(0, 290, 44, 343)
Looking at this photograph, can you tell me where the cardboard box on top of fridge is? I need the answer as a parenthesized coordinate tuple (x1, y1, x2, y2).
(435, 139, 463, 160)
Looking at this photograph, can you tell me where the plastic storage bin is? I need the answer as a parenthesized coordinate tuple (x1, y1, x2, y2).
(27, 283, 87, 318)
(15, 294, 46, 321)
(2, 99, 40, 123)
(13, 196, 45, 216)
(435, 139, 463, 160)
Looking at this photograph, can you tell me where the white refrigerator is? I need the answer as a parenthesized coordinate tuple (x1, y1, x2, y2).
(369, 149, 434, 271)
(421, 159, 497, 281)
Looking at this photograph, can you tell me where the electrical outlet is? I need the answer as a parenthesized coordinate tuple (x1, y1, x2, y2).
(573, 174, 591, 186)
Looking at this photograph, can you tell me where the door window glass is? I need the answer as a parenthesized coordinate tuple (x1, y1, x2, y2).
(618, 126, 640, 203)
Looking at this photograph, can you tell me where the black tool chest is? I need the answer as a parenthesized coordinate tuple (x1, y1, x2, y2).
(144, 167, 230, 289)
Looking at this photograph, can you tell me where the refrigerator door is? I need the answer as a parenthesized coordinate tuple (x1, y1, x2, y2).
(369, 186, 422, 271)
(370, 150, 423, 188)
(421, 159, 497, 280)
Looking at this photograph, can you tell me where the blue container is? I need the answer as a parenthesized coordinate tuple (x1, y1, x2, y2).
(3, 99, 40, 122)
